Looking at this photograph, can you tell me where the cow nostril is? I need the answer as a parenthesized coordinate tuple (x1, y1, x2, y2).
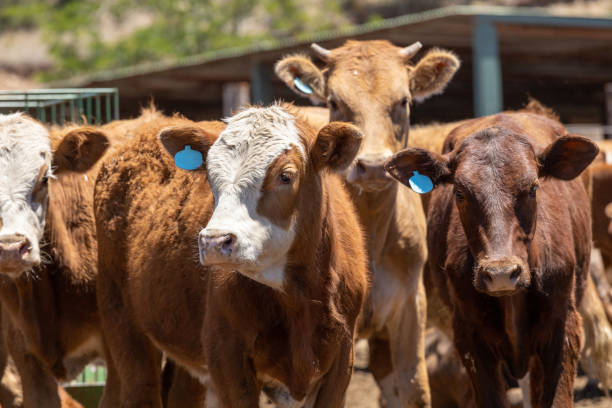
(221, 234, 235, 253)
(481, 270, 493, 283)
(509, 265, 521, 282)
(18, 240, 31, 258)
(356, 160, 366, 174)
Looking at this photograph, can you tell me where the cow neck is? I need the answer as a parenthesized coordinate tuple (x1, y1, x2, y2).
(281, 174, 347, 389)
(347, 182, 397, 257)
(45, 171, 97, 286)
(500, 294, 529, 378)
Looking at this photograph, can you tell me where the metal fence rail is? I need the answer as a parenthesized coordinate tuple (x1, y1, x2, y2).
(0, 88, 119, 125)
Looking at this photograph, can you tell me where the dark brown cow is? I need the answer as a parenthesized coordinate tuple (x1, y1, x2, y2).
(276, 39, 460, 407)
(94, 104, 368, 407)
(385, 112, 598, 407)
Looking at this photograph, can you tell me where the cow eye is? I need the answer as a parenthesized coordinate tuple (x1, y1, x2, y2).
(454, 188, 465, 201)
(279, 172, 293, 184)
(529, 184, 538, 198)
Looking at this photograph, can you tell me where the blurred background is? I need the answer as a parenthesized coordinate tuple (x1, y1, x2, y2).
(1, 0, 611, 136)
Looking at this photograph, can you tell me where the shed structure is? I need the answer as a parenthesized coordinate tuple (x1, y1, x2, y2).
(54, 5, 612, 130)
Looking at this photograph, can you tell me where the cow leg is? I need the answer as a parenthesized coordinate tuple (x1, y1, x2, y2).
(387, 277, 431, 408)
(578, 267, 612, 391)
(313, 337, 354, 407)
(165, 364, 207, 408)
(4, 320, 65, 408)
(368, 336, 401, 408)
(0, 308, 22, 408)
(99, 347, 121, 408)
(530, 310, 581, 408)
(453, 325, 507, 408)
(205, 335, 259, 408)
(97, 278, 162, 408)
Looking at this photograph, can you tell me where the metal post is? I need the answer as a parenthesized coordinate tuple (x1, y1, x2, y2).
(95, 96, 101, 125)
(77, 97, 84, 123)
(113, 91, 119, 120)
(105, 95, 111, 123)
(69, 100, 75, 123)
(86, 97, 92, 124)
(60, 102, 66, 125)
(472, 16, 503, 117)
(223, 82, 250, 117)
(250, 62, 272, 105)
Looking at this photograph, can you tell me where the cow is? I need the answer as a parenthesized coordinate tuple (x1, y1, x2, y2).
(275, 39, 460, 407)
(411, 108, 612, 403)
(94, 104, 368, 407)
(0, 112, 113, 407)
(384, 111, 598, 407)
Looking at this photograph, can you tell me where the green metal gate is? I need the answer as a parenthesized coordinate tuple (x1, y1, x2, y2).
(0, 88, 119, 125)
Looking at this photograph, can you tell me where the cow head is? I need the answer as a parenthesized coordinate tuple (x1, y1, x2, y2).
(275, 40, 459, 192)
(385, 127, 598, 296)
(0, 113, 108, 277)
(159, 105, 362, 290)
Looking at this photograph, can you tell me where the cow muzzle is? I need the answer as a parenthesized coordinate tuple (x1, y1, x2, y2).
(346, 153, 394, 191)
(198, 229, 238, 265)
(0, 234, 35, 274)
(474, 257, 530, 296)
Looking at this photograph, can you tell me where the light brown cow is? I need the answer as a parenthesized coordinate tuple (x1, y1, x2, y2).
(276, 40, 459, 407)
(94, 104, 368, 407)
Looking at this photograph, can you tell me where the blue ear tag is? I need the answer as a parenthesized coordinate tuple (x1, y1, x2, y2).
(174, 145, 202, 170)
(293, 77, 313, 95)
(408, 171, 433, 194)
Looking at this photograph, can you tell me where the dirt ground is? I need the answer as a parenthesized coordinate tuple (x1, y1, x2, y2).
(260, 340, 612, 407)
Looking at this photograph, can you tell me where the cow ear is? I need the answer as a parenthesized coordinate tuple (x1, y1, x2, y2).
(384, 148, 452, 188)
(53, 127, 109, 173)
(538, 135, 599, 180)
(158, 125, 219, 170)
(275, 54, 326, 105)
(311, 122, 362, 172)
(409, 48, 460, 102)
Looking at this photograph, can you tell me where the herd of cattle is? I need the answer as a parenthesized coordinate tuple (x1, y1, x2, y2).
(0, 39, 612, 408)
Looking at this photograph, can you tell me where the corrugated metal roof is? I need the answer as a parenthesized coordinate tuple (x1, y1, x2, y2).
(51, 4, 612, 88)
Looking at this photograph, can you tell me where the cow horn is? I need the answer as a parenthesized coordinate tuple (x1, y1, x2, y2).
(311, 43, 331, 62)
(399, 41, 422, 60)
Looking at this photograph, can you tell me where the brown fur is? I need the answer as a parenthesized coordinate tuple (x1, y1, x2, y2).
(0, 111, 164, 408)
(278, 39, 460, 408)
(94, 109, 368, 407)
(408, 111, 612, 406)
(387, 112, 597, 407)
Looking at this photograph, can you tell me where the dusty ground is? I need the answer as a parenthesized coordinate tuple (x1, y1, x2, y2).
(260, 340, 612, 407)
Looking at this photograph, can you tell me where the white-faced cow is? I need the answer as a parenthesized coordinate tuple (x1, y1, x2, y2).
(275, 40, 460, 407)
(0, 112, 111, 408)
(94, 104, 368, 407)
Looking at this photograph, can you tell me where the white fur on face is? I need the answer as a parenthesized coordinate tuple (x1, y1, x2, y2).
(202, 105, 305, 290)
(0, 113, 51, 271)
